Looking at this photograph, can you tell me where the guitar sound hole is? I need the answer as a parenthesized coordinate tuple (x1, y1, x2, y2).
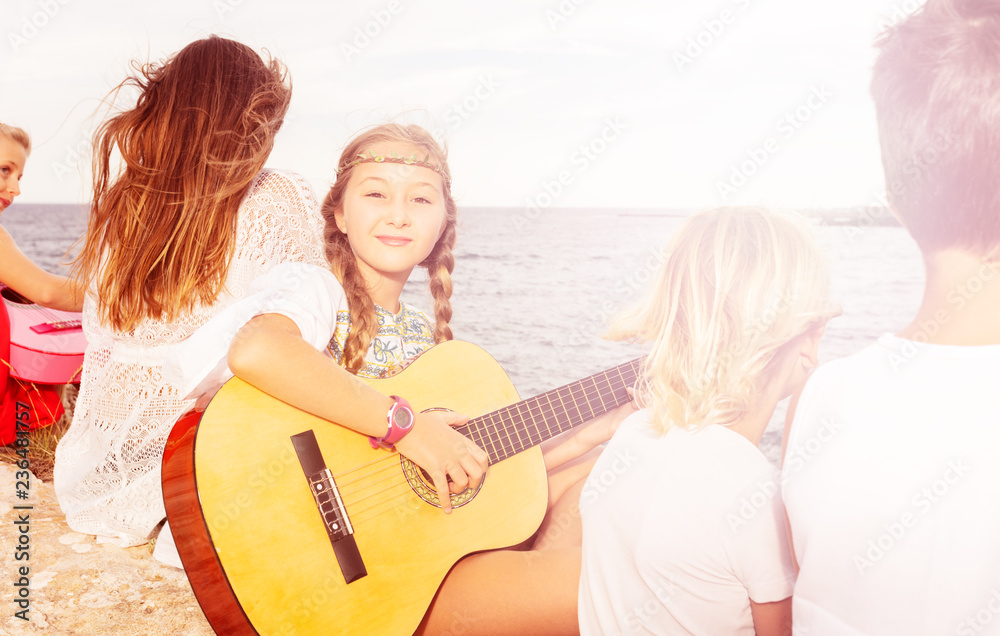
(1, 286, 32, 305)
(418, 467, 458, 488)
(401, 458, 482, 509)
(401, 406, 483, 508)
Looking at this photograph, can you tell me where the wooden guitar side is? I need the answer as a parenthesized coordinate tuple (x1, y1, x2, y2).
(164, 341, 543, 635)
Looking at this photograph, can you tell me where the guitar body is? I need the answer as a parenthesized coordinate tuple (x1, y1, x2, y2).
(1, 285, 86, 384)
(163, 341, 546, 635)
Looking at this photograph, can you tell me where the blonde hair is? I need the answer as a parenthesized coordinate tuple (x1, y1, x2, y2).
(609, 207, 834, 434)
(321, 123, 457, 374)
(0, 123, 31, 154)
(74, 36, 291, 332)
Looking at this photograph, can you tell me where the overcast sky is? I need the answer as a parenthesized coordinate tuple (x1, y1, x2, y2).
(3, 0, 922, 210)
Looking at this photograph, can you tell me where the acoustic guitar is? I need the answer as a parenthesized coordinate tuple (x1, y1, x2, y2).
(162, 340, 640, 635)
(1, 284, 85, 384)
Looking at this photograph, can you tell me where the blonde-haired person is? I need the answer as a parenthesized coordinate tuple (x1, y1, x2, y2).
(53, 36, 327, 559)
(577, 207, 837, 635)
(0, 123, 82, 439)
(0, 123, 82, 310)
(166, 122, 633, 634)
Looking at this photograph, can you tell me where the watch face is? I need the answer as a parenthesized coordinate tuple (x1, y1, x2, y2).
(394, 406, 413, 429)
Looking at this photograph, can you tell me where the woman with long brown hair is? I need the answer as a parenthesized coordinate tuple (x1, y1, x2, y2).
(53, 36, 326, 558)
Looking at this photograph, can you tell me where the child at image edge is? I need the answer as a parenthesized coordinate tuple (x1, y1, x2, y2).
(578, 207, 836, 635)
(0, 124, 82, 312)
(781, 1, 1000, 633)
(0, 123, 83, 436)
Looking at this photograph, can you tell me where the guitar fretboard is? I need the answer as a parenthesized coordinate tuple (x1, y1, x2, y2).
(456, 358, 643, 465)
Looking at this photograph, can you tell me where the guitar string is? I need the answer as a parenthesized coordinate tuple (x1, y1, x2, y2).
(3, 291, 79, 327)
(301, 360, 643, 526)
(467, 363, 641, 463)
(1, 298, 85, 383)
(346, 370, 640, 520)
(330, 365, 637, 493)
(346, 483, 417, 526)
(334, 363, 640, 493)
(460, 361, 640, 450)
(337, 460, 404, 497)
(324, 366, 622, 484)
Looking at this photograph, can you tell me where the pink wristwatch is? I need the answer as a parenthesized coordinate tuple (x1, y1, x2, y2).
(369, 395, 415, 449)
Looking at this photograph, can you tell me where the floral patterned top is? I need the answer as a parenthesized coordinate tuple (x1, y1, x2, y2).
(327, 303, 436, 379)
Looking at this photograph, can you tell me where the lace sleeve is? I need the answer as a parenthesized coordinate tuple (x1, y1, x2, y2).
(236, 169, 328, 270)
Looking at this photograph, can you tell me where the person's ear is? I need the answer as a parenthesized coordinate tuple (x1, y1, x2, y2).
(799, 323, 827, 370)
(334, 207, 347, 233)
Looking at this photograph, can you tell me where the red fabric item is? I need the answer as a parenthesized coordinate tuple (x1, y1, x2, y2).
(1, 302, 64, 446)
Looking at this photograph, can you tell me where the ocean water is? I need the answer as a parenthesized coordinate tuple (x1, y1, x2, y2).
(3, 203, 924, 463)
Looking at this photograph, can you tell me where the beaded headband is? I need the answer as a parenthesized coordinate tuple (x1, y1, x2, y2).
(335, 151, 452, 189)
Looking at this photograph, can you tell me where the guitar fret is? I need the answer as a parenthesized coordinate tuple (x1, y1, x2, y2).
(593, 373, 613, 413)
(570, 382, 592, 423)
(539, 392, 559, 440)
(514, 401, 531, 454)
(525, 397, 546, 446)
(468, 357, 643, 465)
(551, 388, 573, 434)
(486, 411, 505, 460)
(500, 410, 516, 455)
(558, 386, 581, 429)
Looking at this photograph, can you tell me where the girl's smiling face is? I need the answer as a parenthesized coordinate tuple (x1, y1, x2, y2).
(0, 136, 28, 214)
(335, 142, 448, 293)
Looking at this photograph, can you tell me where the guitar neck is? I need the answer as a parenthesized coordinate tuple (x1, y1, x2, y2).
(456, 358, 643, 465)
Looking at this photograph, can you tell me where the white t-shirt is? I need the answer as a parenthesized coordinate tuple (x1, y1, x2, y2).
(579, 410, 795, 636)
(782, 335, 1000, 636)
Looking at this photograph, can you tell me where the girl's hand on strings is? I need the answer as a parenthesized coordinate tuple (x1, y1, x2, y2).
(394, 410, 488, 513)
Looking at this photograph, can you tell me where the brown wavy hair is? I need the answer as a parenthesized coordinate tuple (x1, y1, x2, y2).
(321, 124, 457, 373)
(74, 35, 291, 331)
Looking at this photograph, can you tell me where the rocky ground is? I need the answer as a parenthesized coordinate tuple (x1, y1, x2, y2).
(0, 463, 214, 635)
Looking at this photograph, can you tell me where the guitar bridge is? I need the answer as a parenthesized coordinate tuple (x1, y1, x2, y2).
(291, 430, 367, 584)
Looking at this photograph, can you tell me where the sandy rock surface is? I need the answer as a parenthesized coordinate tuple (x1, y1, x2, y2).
(0, 463, 214, 635)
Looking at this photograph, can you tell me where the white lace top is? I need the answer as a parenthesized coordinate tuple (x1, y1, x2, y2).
(53, 169, 327, 547)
